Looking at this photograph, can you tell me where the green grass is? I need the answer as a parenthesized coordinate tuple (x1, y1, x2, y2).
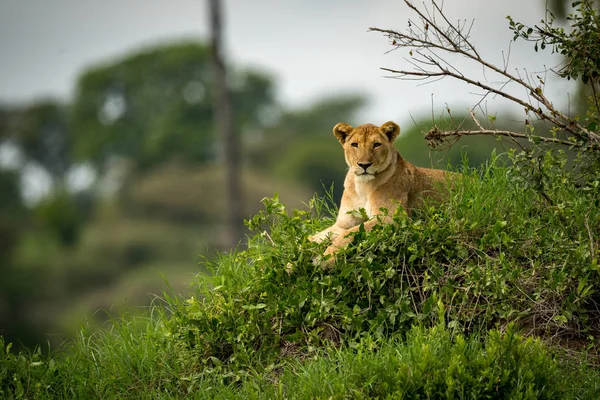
(2, 320, 598, 399)
(2, 151, 600, 398)
(262, 324, 599, 399)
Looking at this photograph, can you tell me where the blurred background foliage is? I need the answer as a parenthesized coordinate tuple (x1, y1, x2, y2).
(0, 39, 525, 351)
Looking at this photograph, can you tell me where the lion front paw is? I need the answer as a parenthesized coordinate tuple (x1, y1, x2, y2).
(329, 235, 353, 252)
(309, 230, 333, 244)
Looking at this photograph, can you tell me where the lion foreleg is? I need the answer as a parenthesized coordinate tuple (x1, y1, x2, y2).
(308, 224, 347, 244)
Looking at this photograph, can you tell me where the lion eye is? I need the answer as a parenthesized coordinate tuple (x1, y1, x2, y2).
(373, 142, 382, 148)
(351, 143, 358, 148)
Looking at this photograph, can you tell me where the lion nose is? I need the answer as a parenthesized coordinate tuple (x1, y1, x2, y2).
(357, 162, 373, 171)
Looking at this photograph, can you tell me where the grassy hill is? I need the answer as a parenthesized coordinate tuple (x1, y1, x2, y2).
(2, 152, 599, 399)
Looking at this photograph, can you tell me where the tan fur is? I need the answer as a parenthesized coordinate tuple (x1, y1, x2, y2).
(310, 121, 453, 258)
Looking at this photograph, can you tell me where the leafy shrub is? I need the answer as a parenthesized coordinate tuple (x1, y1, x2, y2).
(2, 152, 599, 398)
(168, 153, 600, 371)
(266, 323, 600, 400)
(0, 338, 56, 399)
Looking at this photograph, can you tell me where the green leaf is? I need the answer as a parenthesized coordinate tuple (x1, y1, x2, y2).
(210, 356, 223, 366)
(553, 315, 568, 324)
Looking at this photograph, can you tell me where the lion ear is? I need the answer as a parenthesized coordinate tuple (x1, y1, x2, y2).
(380, 121, 400, 142)
(333, 122, 353, 144)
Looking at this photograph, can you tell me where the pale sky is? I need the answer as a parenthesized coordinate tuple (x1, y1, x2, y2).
(0, 0, 571, 127)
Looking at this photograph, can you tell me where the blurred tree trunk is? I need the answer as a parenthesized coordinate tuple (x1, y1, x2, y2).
(208, 0, 243, 247)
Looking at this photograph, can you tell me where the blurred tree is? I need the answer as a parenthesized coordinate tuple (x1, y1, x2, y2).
(15, 101, 70, 181)
(547, 0, 600, 114)
(0, 102, 87, 247)
(267, 94, 367, 138)
(253, 94, 367, 201)
(0, 170, 30, 348)
(33, 191, 82, 247)
(209, 0, 243, 246)
(549, 0, 599, 18)
(0, 106, 11, 141)
(0, 170, 24, 267)
(273, 138, 348, 201)
(70, 42, 275, 171)
(0, 101, 70, 182)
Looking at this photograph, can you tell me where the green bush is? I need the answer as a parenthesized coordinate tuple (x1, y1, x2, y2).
(2, 151, 599, 398)
(167, 152, 600, 372)
(264, 323, 600, 400)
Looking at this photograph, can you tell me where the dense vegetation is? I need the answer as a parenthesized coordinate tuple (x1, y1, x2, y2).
(1, 151, 599, 398)
(2, 1, 600, 398)
(0, 58, 502, 350)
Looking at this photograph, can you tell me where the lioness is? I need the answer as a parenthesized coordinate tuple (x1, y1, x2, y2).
(310, 121, 453, 258)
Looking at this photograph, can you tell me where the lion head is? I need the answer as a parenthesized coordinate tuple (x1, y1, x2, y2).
(333, 121, 401, 180)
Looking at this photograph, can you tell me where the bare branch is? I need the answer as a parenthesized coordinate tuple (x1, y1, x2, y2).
(368, 0, 600, 150)
(425, 126, 578, 148)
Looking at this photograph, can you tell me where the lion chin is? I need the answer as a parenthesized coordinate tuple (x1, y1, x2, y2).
(309, 120, 455, 266)
(355, 173, 375, 181)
